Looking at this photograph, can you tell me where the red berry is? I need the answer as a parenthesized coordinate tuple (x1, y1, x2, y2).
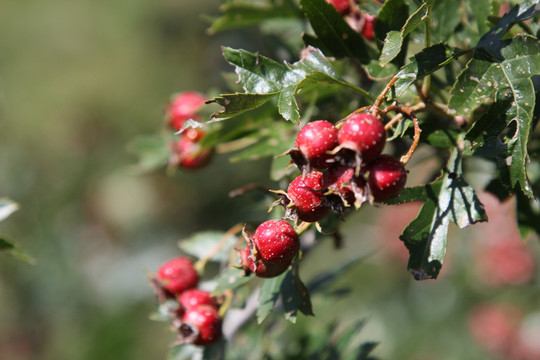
(287, 171, 330, 222)
(295, 120, 338, 169)
(156, 257, 199, 295)
(326, 0, 351, 15)
(239, 247, 290, 278)
(180, 305, 222, 346)
(321, 165, 360, 205)
(367, 155, 407, 202)
(178, 289, 218, 312)
(338, 113, 386, 163)
(361, 14, 376, 41)
(167, 92, 207, 131)
(172, 129, 213, 170)
(251, 220, 300, 264)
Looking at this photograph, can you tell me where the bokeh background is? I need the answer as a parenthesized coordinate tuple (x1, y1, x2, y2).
(1, 1, 540, 359)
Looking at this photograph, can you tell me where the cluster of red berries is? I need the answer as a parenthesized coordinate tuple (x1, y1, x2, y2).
(282, 112, 407, 224)
(166, 92, 213, 170)
(152, 257, 222, 346)
(326, 0, 376, 40)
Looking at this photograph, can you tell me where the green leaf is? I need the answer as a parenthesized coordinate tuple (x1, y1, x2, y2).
(478, 0, 540, 59)
(0, 237, 35, 264)
(229, 121, 294, 162)
(374, 0, 410, 52)
(452, 35, 540, 196)
(168, 344, 201, 360)
(300, 0, 371, 63)
(213, 267, 253, 292)
(127, 135, 170, 172)
(0, 198, 19, 222)
(393, 43, 458, 97)
(400, 148, 487, 280)
(516, 191, 540, 238)
(431, 0, 462, 43)
(379, 0, 434, 65)
(178, 231, 236, 262)
(211, 46, 372, 122)
(257, 270, 287, 324)
(207, 0, 301, 34)
(280, 263, 313, 323)
(210, 93, 278, 120)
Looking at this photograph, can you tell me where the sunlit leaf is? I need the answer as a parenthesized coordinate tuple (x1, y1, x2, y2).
(400, 148, 487, 280)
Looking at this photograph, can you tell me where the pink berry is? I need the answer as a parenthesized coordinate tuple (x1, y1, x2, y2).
(156, 257, 199, 295)
(172, 128, 213, 170)
(180, 305, 222, 346)
(367, 155, 407, 202)
(295, 120, 338, 170)
(287, 171, 330, 222)
(178, 289, 218, 312)
(326, 0, 351, 15)
(251, 220, 300, 264)
(361, 14, 376, 41)
(167, 92, 207, 131)
(338, 113, 386, 164)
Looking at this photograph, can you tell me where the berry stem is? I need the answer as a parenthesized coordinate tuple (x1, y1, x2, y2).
(371, 76, 398, 116)
(398, 107, 421, 165)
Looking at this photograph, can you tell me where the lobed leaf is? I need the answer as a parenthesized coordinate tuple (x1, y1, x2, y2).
(210, 46, 372, 123)
(400, 148, 487, 280)
(281, 263, 313, 323)
(452, 35, 540, 196)
(178, 231, 236, 262)
(256, 270, 287, 324)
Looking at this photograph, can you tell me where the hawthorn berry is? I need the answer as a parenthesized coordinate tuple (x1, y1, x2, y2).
(338, 113, 386, 164)
(361, 14, 376, 41)
(326, 0, 352, 15)
(295, 120, 338, 170)
(367, 155, 407, 202)
(287, 171, 330, 222)
(321, 164, 364, 207)
(156, 257, 199, 295)
(239, 247, 291, 278)
(167, 92, 207, 131)
(171, 128, 213, 170)
(178, 289, 218, 313)
(180, 305, 222, 346)
(251, 219, 300, 264)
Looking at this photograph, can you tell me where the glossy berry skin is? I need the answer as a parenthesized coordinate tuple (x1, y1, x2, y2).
(181, 305, 222, 346)
(156, 257, 199, 295)
(173, 128, 213, 170)
(239, 247, 290, 278)
(361, 14, 376, 41)
(338, 113, 386, 164)
(252, 220, 300, 264)
(326, 0, 351, 15)
(287, 171, 330, 222)
(295, 120, 338, 170)
(367, 155, 407, 202)
(178, 289, 218, 312)
(167, 92, 207, 131)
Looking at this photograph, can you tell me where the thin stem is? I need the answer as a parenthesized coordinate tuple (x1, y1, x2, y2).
(399, 107, 422, 165)
(371, 76, 399, 116)
(421, 2, 433, 97)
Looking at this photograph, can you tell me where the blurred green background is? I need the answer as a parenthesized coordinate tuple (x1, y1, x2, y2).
(1, 1, 540, 360)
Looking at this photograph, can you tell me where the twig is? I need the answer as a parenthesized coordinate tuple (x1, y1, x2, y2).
(398, 107, 422, 165)
(194, 223, 243, 274)
(371, 76, 399, 116)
